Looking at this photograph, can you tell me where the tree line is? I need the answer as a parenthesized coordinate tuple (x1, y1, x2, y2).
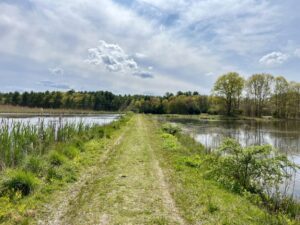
(1, 73, 300, 118)
(213, 72, 300, 118)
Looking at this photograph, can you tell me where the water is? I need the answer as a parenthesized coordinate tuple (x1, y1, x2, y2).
(165, 117, 300, 198)
(0, 114, 120, 127)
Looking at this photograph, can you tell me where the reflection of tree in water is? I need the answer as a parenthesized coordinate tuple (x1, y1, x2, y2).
(181, 119, 300, 155)
(170, 118, 300, 198)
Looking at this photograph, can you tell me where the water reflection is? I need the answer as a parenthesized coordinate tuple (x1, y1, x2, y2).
(0, 114, 120, 128)
(167, 118, 300, 198)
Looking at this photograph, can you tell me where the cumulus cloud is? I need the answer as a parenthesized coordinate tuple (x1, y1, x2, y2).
(86, 40, 138, 72)
(49, 67, 64, 76)
(259, 52, 289, 66)
(86, 40, 153, 78)
(39, 80, 70, 90)
(1, 0, 299, 93)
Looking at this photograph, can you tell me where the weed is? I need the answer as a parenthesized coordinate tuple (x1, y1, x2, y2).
(1, 170, 39, 196)
(49, 151, 67, 166)
(162, 123, 181, 135)
(62, 146, 80, 159)
(23, 155, 45, 176)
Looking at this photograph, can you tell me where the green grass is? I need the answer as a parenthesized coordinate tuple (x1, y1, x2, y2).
(153, 116, 299, 224)
(1, 170, 39, 197)
(0, 114, 298, 224)
(0, 114, 131, 224)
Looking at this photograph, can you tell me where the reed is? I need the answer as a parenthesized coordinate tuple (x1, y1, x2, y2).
(0, 118, 93, 169)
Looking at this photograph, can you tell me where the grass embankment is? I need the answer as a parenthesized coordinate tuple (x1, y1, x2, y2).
(0, 105, 119, 116)
(0, 114, 298, 224)
(0, 114, 131, 224)
(153, 117, 299, 224)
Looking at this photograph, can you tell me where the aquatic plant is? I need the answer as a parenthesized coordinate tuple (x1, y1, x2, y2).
(0, 119, 94, 169)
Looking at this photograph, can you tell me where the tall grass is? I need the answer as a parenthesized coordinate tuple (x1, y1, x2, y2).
(0, 118, 92, 169)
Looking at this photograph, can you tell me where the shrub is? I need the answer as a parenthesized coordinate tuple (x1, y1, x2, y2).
(1, 170, 39, 196)
(210, 138, 299, 213)
(49, 151, 66, 166)
(184, 155, 202, 168)
(162, 124, 181, 135)
(161, 133, 179, 150)
(213, 139, 298, 193)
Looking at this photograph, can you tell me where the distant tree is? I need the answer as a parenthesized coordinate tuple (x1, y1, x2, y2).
(273, 76, 289, 118)
(12, 92, 21, 105)
(287, 82, 300, 118)
(246, 74, 273, 117)
(164, 92, 173, 99)
(213, 72, 244, 116)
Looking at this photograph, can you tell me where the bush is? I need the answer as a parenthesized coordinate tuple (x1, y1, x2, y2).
(161, 133, 179, 150)
(184, 155, 202, 168)
(212, 139, 298, 193)
(1, 170, 39, 196)
(23, 156, 45, 176)
(49, 151, 66, 166)
(162, 124, 181, 135)
(210, 138, 299, 213)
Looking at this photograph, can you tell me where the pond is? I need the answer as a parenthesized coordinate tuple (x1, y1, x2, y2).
(165, 117, 300, 198)
(0, 114, 120, 127)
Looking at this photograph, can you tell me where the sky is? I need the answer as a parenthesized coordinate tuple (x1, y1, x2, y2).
(1, 0, 300, 95)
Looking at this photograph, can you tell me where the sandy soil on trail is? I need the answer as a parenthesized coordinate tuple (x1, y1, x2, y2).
(38, 131, 127, 225)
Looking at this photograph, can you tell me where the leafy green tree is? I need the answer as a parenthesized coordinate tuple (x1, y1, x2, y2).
(246, 74, 273, 117)
(273, 76, 289, 118)
(287, 82, 300, 118)
(213, 72, 244, 116)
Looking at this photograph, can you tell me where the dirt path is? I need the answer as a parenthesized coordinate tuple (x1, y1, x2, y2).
(38, 115, 186, 225)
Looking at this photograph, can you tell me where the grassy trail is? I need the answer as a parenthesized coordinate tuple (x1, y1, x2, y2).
(39, 115, 185, 225)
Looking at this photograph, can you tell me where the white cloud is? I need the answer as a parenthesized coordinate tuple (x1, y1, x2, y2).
(259, 52, 289, 66)
(136, 0, 187, 12)
(86, 40, 154, 79)
(49, 67, 64, 76)
(0, 0, 298, 93)
(86, 40, 138, 72)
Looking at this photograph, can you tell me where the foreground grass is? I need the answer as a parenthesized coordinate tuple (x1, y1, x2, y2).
(0, 115, 130, 224)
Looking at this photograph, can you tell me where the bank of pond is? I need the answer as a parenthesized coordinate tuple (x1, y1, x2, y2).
(0, 113, 299, 224)
(160, 115, 300, 219)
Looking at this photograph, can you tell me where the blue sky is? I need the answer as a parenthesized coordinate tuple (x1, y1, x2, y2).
(1, 0, 300, 95)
